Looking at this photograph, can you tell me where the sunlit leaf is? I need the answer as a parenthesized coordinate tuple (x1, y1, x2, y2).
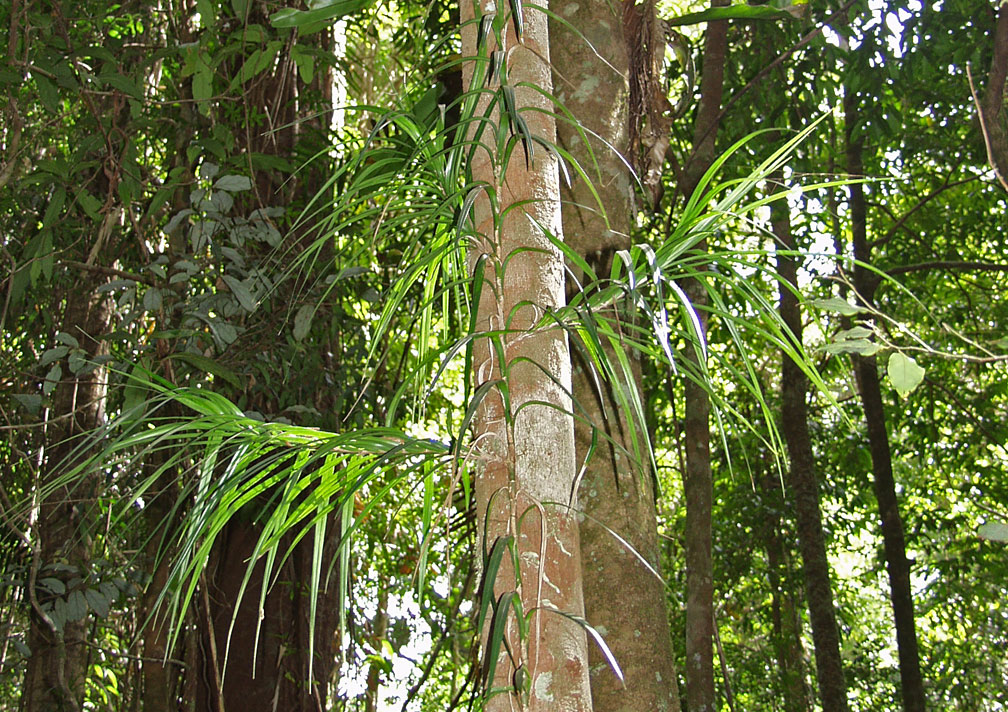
(978, 521, 1008, 543)
(887, 351, 925, 397)
(811, 297, 864, 317)
(270, 0, 372, 28)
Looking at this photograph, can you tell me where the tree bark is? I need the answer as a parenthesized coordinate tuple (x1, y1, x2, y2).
(550, 1, 682, 709)
(681, 4, 729, 711)
(845, 92, 926, 712)
(979, 4, 1008, 189)
(461, 2, 592, 710)
(760, 471, 812, 712)
(772, 184, 850, 712)
(24, 277, 112, 712)
(192, 517, 343, 712)
(186, 6, 343, 708)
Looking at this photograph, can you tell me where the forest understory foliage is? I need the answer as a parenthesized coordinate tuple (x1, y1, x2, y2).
(1, 0, 1007, 710)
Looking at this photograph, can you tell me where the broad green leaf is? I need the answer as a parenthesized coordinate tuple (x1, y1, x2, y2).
(40, 346, 69, 367)
(123, 360, 150, 417)
(835, 326, 873, 341)
(270, 0, 372, 28)
(978, 522, 1008, 543)
(210, 320, 238, 346)
(36, 75, 60, 113)
(812, 297, 864, 316)
(163, 209, 194, 236)
(12, 394, 42, 414)
(887, 352, 925, 396)
(292, 47, 315, 83)
(195, 0, 216, 25)
(43, 364, 61, 396)
(66, 590, 88, 622)
(213, 174, 253, 192)
(822, 338, 881, 356)
(667, 3, 801, 26)
(222, 275, 257, 312)
(293, 304, 315, 341)
(42, 187, 66, 228)
(143, 287, 163, 312)
(98, 73, 142, 99)
(192, 66, 213, 114)
(169, 352, 242, 390)
(84, 588, 110, 618)
(54, 332, 79, 348)
(40, 577, 66, 596)
(78, 191, 103, 220)
(234, 48, 273, 87)
(52, 599, 67, 632)
(67, 351, 91, 375)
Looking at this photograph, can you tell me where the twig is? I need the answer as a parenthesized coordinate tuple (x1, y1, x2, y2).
(967, 63, 1008, 193)
(713, 608, 736, 712)
(199, 578, 227, 712)
(399, 564, 476, 712)
(60, 260, 157, 286)
(871, 172, 977, 249)
(80, 640, 187, 667)
(887, 260, 1008, 277)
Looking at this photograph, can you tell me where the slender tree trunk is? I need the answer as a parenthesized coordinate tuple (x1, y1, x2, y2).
(681, 4, 729, 711)
(980, 5, 1008, 187)
(461, 2, 592, 710)
(550, 1, 681, 710)
(760, 482, 811, 712)
(24, 277, 112, 712)
(772, 185, 850, 712)
(845, 93, 926, 712)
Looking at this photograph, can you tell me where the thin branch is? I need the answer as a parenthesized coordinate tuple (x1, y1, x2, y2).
(887, 260, 1008, 277)
(968, 62, 1008, 193)
(80, 640, 187, 668)
(60, 260, 157, 286)
(871, 173, 977, 249)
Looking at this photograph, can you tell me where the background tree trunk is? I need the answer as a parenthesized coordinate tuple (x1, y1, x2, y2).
(24, 276, 112, 712)
(681, 3, 729, 710)
(773, 181, 850, 712)
(186, 6, 343, 707)
(845, 91, 926, 712)
(550, 1, 682, 710)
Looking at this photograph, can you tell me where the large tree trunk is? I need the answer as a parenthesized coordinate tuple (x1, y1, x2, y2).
(845, 93, 926, 712)
(461, 2, 592, 709)
(772, 184, 850, 712)
(681, 4, 729, 710)
(185, 6, 343, 709)
(24, 276, 112, 712)
(193, 521, 342, 712)
(550, 1, 682, 710)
